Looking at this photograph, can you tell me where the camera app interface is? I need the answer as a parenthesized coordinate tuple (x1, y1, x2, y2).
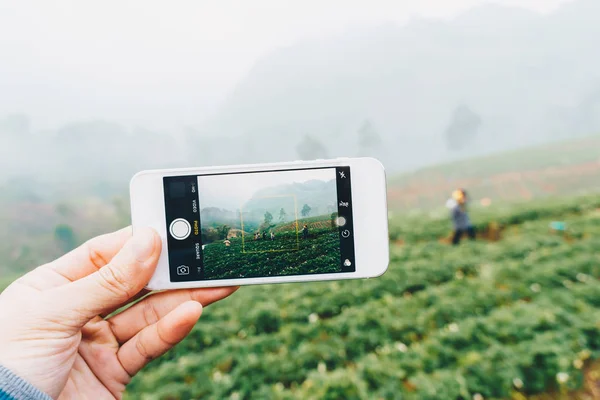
(163, 167, 356, 282)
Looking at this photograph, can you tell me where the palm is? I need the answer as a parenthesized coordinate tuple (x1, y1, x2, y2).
(0, 228, 237, 400)
(59, 320, 128, 399)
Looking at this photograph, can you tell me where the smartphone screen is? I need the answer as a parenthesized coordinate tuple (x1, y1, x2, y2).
(163, 167, 356, 282)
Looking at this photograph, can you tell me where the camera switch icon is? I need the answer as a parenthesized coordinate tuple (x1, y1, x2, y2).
(177, 265, 190, 276)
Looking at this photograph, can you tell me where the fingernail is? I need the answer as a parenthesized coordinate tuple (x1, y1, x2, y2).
(129, 228, 158, 262)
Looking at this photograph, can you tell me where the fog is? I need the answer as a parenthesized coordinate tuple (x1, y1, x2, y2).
(1, 0, 566, 129)
(3, 0, 597, 195)
(197, 168, 336, 209)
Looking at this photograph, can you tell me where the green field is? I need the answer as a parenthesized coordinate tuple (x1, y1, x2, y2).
(120, 194, 600, 400)
(3, 195, 599, 398)
(202, 221, 342, 280)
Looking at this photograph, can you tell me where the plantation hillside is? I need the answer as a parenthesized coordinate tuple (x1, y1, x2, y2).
(202, 224, 341, 280)
(125, 194, 600, 399)
(388, 135, 600, 211)
(272, 215, 337, 233)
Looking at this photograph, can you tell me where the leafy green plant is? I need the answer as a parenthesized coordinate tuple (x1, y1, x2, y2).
(126, 196, 600, 399)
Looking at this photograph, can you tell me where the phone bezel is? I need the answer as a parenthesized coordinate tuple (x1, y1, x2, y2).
(130, 157, 389, 290)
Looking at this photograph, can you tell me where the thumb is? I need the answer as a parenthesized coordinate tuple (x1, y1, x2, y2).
(53, 227, 161, 326)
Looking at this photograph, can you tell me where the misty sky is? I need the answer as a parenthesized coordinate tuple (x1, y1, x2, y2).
(0, 0, 571, 131)
(197, 168, 336, 209)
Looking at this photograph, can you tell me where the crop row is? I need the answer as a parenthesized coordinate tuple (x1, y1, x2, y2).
(129, 267, 600, 399)
(127, 207, 600, 399)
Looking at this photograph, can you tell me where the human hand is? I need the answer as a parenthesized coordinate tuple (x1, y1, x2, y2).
(0, 227, 238, 399)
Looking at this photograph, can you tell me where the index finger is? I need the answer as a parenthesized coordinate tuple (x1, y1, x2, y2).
(107, 286, 239, 343)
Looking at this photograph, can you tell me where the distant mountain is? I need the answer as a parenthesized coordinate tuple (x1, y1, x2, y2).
(199, 179, 338, 225)
(193, 0, 600, 171)
(242, 179, 337, 222)
(200, 207, 238, 225)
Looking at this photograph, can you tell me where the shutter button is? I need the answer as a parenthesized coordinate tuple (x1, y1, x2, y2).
(169, 218, 191, 240)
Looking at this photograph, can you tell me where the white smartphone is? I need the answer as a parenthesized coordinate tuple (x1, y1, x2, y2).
(130, 157, 389, 290)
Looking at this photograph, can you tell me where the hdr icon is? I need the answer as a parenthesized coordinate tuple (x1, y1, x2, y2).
(177, 265, 190, 275)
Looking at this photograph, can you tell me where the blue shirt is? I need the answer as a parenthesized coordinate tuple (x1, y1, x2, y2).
(451, 204, 472, 230)
(0, 366, 51, 400)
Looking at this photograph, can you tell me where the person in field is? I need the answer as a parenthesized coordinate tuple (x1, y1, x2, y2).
(447, 189, 475, 245)
(302, 224, 309, 240)
(270, 231, 275, 241)
(262, 231, 267, 240)
(224, 239, 231, 247)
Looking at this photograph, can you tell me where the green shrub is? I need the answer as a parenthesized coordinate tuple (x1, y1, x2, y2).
(127, 195, 600, 399)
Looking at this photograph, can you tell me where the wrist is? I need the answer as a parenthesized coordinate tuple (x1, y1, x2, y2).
(0, 365, 52, 400)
